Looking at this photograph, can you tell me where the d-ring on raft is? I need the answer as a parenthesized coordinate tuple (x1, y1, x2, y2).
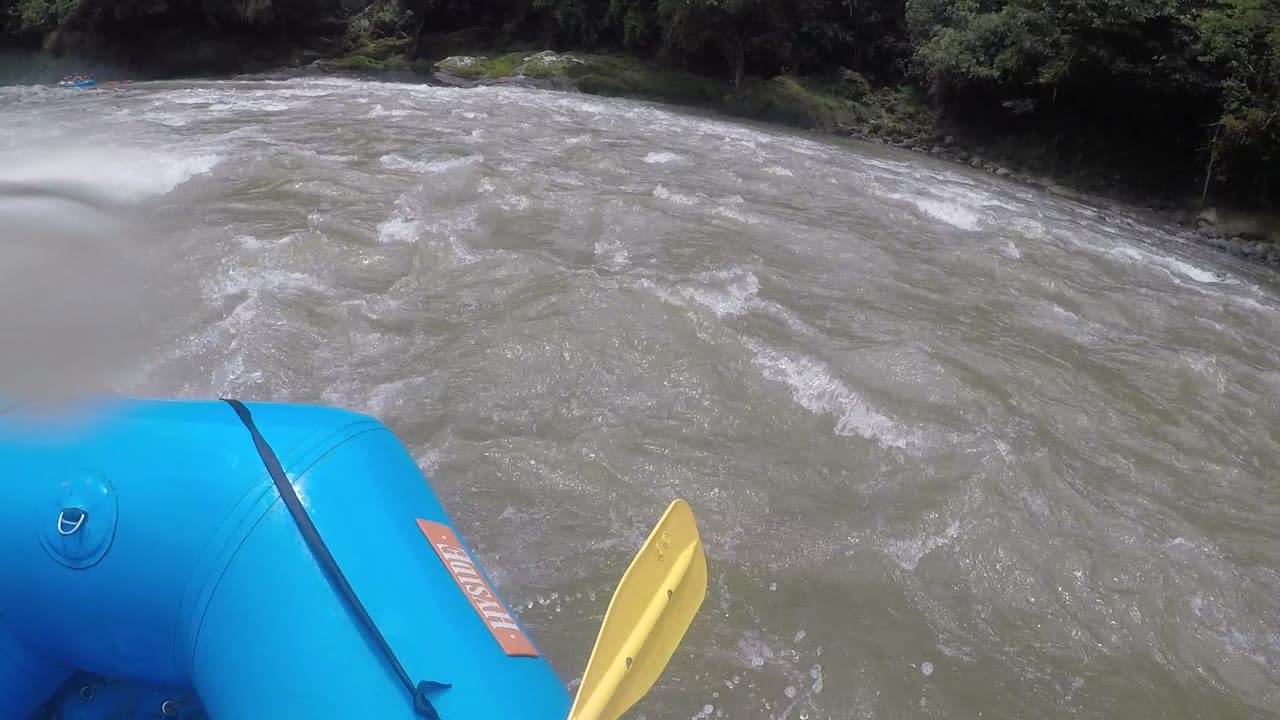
(0, 396, 707, 720)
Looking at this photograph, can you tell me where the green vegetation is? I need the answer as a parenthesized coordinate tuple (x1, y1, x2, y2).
(2, 0, 1278, 208)
(336, 35, 411, 71)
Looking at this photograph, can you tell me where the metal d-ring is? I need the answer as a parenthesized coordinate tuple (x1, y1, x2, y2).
(57, 508, 87, 536)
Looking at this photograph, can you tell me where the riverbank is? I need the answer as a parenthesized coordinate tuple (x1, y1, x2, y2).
(310, 41, 1280, 269)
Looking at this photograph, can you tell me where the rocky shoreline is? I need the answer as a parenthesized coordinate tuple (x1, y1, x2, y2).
(252, 49, 1280, 270)
(835, 125, 1280, 267)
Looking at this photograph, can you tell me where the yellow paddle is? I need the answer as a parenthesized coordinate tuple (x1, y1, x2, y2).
(567, 499, 708, 720)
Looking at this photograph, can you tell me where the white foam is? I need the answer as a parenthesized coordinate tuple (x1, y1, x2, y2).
(379, 154, 483, 174)
(0, 146, 221, 200)
(140, 111, 190, 127)
(764, 166, 795, 177)
(1108, 246, 1231, 284)
(677, 269, 761, 318)
(746, 340, 915, 449)
(910, 197, 981, 231)
(499, 195, 532, 211)
(643, 152, 682, 164)
(884, 520, 961, 570)
(368, 104, 410, 119)
(653, 184, 701, 206)
(712, 203, 760, 225)
(376, 216, 419, 243)
(1000, 241, 1022, 259)
(594, 238, 630, 268)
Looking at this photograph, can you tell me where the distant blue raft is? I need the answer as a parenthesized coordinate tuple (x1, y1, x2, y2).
(0, 397, 571, 720)
(58, 79, 96, 89)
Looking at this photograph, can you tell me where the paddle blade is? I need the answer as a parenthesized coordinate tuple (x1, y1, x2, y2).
(568, 499, 708, 720)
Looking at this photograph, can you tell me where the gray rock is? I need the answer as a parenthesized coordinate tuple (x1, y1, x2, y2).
(943, 135, 956, 146)
(970, 157, 983, 169)
(1227, 238, 1244, 255)
(995, 167, 1012, 177)
(433, 70, 478, 88)
(1206, 236, 1229, 250)
(1047, 184, 1078, 200)
(956, 151, 971, 162)
(1197, 206, 1219, 226)
(438, 55, 483, 72)
(1218, 215, 1271, 240)
(930, 146, 944, 155)
(485, 75, 575, 91)
(1037, 176, 1055, 187)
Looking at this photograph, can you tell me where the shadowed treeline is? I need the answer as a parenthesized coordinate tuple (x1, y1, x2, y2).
(1, 0, 1277, 207)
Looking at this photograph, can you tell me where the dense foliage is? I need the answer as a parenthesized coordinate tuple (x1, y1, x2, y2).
(424, 0, 1279, 203)
(2, 0, 1278, 205)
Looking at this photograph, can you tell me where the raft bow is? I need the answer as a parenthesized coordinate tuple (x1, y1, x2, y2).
(0, 397, 706, 720)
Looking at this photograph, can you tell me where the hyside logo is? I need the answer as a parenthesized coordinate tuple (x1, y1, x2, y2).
(416, 519, 540, 658)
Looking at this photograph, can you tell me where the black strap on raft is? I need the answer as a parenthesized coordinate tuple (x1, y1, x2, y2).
(222, 399, 450, 719)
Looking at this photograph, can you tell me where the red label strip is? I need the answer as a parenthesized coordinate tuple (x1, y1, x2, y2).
(417, 519, 539, 658)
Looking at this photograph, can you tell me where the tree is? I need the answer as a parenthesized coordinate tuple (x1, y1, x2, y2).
(1197, 0, 1280, 200)
(657, 0, 789, 87)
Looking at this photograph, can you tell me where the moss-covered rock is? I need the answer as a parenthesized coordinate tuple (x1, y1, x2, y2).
(345, 36, 409, 62)
(435, 52, 530, 80)
(564, 53, 724, 105)
(334, 36, 413, 74)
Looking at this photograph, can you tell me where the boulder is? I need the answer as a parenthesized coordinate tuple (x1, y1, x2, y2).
(437, 56, 482, 72)
(1197, 207, 1219, 227)
(1047, 184, 1078, 200)
(1227, 238, 1244, 255)
(1217, 215, 1271, 240)
(995, 167, 1012, 177)
(1206, 236, 1229, 250)
(970, 157, 983, 169)
(486, 75, 575, 92)
(930, 146, 944, 155)
(433, 70, 478, 88)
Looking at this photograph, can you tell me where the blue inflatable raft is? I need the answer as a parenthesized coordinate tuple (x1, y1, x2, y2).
(58, 79, 96, 89)
(0, 397, 707, 720)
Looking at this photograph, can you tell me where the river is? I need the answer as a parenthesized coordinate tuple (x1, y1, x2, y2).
(2, 77, 1279, 719)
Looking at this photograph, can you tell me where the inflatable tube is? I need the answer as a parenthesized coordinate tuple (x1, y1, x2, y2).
(0, 397, 571, 719)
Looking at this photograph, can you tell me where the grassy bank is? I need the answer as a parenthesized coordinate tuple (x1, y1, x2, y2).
(341, 42, 937, 138)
